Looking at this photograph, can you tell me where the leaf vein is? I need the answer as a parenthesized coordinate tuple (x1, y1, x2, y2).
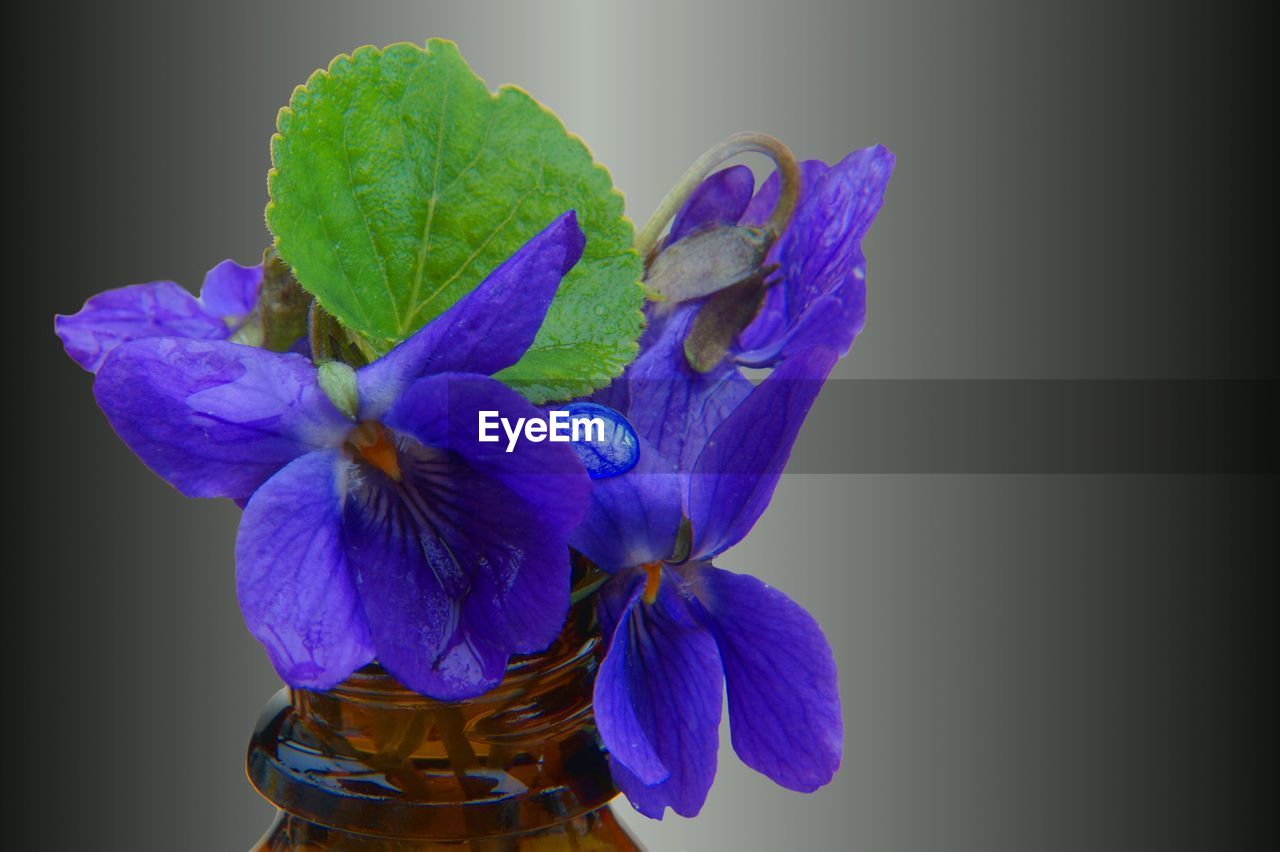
(340, 108, 401, 331)
(406, 54, 453, 334)
(410, 156, 547, 328)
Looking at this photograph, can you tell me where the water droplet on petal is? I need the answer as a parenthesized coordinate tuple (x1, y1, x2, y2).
(561, 402, 640, 479)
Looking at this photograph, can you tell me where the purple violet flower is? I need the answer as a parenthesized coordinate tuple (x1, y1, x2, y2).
(571, 315, 843, 818)
(55, 259, 263, 373)
(86, 212, 592, 700)
(664, 144, 894, 369)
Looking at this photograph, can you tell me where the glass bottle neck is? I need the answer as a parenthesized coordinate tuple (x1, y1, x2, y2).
(248, 589, 629, 844)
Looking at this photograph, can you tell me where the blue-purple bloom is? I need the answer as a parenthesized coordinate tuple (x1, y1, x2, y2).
(86, 213, 592, 700)
(572, 328, 842, 818)
(55, 259, 263, 372)
(665, 144, 895, 368)
(621, 145, 894, 477)
(572, 146, 893, 817)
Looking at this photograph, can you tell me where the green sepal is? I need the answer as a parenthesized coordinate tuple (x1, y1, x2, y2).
(644, 225, 771, 304)
(317, 361, 359, 420)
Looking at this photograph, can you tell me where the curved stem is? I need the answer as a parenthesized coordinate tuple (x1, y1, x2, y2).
(635, 131, 800, 263)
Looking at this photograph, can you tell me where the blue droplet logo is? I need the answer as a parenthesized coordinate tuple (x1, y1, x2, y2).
(561, 402, 640, 479)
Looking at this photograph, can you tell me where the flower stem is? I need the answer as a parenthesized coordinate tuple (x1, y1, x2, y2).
(635, 131, 800, 263)
(308, 300, 334, 365)
(436, 707, 503, 851)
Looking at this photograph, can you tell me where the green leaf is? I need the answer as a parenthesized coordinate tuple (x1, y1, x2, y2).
(266, 40, 645, 402)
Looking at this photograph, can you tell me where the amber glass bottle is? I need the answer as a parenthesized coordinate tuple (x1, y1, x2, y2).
(247, 572, 642, 850)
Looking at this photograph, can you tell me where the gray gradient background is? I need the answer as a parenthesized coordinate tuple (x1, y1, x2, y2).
(16, 1, 1271, 849)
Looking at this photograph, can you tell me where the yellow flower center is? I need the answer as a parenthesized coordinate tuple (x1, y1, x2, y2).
(641, 561, 663, 605)
(348, 421, 402, 481)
